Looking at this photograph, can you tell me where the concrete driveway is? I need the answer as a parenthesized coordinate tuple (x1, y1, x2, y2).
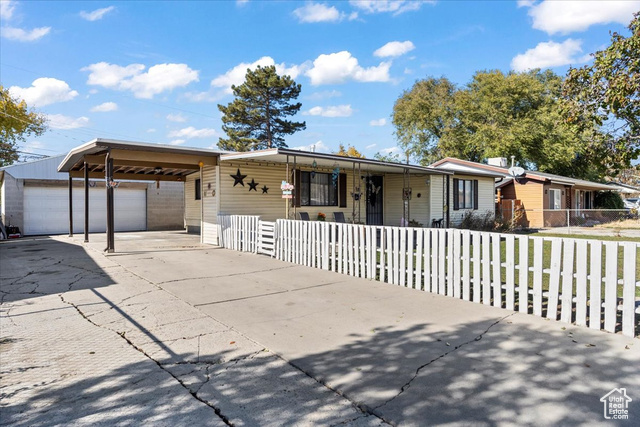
(1, 231, 638, 426)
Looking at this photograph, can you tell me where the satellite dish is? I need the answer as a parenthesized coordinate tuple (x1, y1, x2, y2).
(508, 166, 525, 177)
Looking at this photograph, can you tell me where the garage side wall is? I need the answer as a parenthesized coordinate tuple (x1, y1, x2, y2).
(1, 173, 24, 231)
(146, 181, 184, 230)
(184, 167, 218, 243)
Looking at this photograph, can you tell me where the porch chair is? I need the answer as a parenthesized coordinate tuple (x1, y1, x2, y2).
(299, 212, 310, 221)
(333, 212, 346, 223)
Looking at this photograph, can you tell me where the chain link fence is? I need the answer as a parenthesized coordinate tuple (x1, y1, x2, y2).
(498, 207, 640, 230)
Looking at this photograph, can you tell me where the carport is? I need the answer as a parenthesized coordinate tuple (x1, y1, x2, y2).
(58, 138, 221, 252)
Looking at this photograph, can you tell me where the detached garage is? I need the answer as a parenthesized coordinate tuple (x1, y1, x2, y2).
(1, 155, 184, 236)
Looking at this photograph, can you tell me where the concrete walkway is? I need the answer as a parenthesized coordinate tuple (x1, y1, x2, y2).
(1, 231, 638, 426)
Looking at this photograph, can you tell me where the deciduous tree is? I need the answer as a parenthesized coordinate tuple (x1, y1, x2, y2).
(335, 143, 365, 158)
(0, 86, 47, 166)
(563, 12, 640, 177)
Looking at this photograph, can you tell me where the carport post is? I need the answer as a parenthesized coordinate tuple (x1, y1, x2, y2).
(105, 151, 115, 253)
(68, 176, 73, 237)
(84, 160, 89, 242)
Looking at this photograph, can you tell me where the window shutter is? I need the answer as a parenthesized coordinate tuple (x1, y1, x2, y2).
(294, 169, 301, 207)
(339, 173, 347, 208)
(473, 180, 479, 210)
(452, 178, 459, 211)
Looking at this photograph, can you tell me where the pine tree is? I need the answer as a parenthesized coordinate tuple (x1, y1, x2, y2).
(217, 65, 306, 151)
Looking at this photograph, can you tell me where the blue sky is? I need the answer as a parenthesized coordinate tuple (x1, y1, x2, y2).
(1, 0, 638, 160)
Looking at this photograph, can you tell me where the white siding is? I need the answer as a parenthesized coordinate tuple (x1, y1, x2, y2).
(219, 162, 359, 222)
(383, 173, 431, 227)
(449, 176, 495, 225)
(184, 173, 201, 228)
(202, 166, 218, 245)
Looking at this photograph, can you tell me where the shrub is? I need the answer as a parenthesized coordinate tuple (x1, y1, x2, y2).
(457, 211, 515, 232)
(594, 191, 624, 209)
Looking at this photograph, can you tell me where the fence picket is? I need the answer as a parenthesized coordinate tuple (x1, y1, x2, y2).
(462, 231, 470, 301)
(603, 242, 618, 333)
(482, 233, 491, 304)
(560, 239, 575, 323)
(505, 235, 515, 310)
(359, 226, 366, 278)
(589, 241, 602, 330)
(622, 243, 637, 337)
(547, 238, 562, 320)
(453, 230, 461, 299)
(407, 228, 414, 289)
(438, 229, 446, 295)
(379, 227, 386, 282)
(492, 234, 502, 308)
(427, 230, 435, 293)
(575, 240, 588, 326)
(472, 231, 481, 303)
(416, 229, 424, 290)
(399, 229, 407, 287)
(518, 236, 529, 313)
(533, 238, 544, 316)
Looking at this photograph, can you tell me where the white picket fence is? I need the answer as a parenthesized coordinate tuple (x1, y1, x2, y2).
(216, 214, 260, 252)
(216, 216, 640, 338)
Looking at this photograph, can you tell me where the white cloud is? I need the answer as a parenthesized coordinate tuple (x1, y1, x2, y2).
(9, 78, 78, 107)
(146, 128, 157, 133)
(349, 0, 434, 16)
(83, 62, 199, 99)
(365, 143, 377, 150)
(374, 40, 415, 58)
(522, 0, 640, 35)
(167, 126, 216, 139)
(21, 140, 44, 153)
(48, 114, 89, 129)
(293, 2, 342, 23)
(370, 118, 386, 126)
(379, 146, 401, 155)
(1, 0, 16, 21)
(306, 51, 391, 85)
(210, 56, 306, 95)
(304, 104, 353, 117)
(306, 90, 342, 100)
(291, 140, 332, 153)
(166, 113, 187, 122)
(90, 102, 118, 112)
(511, 39, 589, 72)
(1, 26, 51, 41)
(79, 6, 115, 21)
(169, 139, 186, 146)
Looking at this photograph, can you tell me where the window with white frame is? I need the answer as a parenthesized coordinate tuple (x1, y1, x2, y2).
(549, 189, 561, 210)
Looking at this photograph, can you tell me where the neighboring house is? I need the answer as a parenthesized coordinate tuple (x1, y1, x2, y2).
(607, 182, 640, 198)
(1, 154, 184, 236)
(57, 139, 499, 247)
(431, 157, 613, 228)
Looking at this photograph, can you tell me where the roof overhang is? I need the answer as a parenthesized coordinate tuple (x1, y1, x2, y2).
(220, 148, 451, 175)
(58, 138, 225, 182)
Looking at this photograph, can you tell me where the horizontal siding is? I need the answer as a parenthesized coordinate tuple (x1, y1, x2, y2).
(184, 173, 200, 227)
(384, 174, 431, 227)
(449, 176, 495, 226)
(202, 166, 218, 245)
(219, 162, 360, 222)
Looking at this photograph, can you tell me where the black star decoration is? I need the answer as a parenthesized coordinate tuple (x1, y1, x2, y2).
(261, 185, 269, 194)
(230, 169, 247, 187)
(248, 178, 259, 192)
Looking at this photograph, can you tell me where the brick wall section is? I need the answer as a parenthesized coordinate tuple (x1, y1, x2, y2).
(146, 181, 185, 230)
(1, 174, 24, 231)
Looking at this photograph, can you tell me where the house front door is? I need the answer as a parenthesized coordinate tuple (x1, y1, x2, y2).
(366, 176, 384, 225)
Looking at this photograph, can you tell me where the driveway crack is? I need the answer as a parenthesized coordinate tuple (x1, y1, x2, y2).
(59, 294, 234, 426)
(371, 313, 515, 418)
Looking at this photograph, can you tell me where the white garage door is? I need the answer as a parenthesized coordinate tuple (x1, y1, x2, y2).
(23, 186, 147, 235)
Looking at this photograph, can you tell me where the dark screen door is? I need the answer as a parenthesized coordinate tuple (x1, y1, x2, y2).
(366, 176, 384, 225)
